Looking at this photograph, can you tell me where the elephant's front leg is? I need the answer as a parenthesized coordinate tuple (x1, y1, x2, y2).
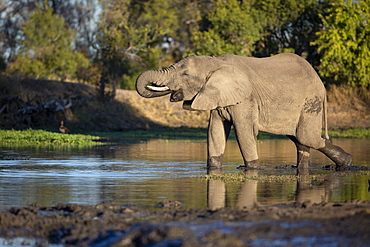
(231, 110, 259, 169)
(233, 124, 259, 169)
(207, 110, 232, 169)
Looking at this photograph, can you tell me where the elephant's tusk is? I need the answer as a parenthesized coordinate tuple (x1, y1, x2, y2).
(146, 85, 170, 92)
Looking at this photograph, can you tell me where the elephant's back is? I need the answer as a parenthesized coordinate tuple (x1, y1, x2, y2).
(218, 53, 326, 96)
(243, 53, 324, 92)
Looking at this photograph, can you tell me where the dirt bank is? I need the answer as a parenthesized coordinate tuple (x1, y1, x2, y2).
(1, 76, 369, 131)
(0, 76, 209, 131)
(0, 200, 369, 246)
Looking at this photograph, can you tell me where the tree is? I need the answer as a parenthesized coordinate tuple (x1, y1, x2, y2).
(189, 0, 263, 56)
(94, 0, 182, 97)
(95, 0, 153, 98)
(251, 0, 327, 66)
(312, 0, 370, 86)
(7, 3, 89, 80)
(0, 0, 98, 65)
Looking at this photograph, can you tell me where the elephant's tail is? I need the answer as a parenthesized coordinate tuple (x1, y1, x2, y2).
(323, 95, 330, 140)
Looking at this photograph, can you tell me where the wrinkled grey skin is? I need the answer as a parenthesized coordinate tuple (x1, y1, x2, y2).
(136, 53, 352, 170)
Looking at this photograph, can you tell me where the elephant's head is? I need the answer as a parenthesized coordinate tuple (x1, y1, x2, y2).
(136, 55, 250, 110)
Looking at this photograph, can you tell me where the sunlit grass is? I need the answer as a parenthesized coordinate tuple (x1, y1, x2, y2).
(91, 127, 368, 141)
(1, 126, 367, 145)
(91, 128, 285, 140)
(0, 129, 101, 145)
(328, 127, 370, 139)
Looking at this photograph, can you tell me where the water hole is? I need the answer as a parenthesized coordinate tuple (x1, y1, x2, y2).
(0, 138, 369, 210)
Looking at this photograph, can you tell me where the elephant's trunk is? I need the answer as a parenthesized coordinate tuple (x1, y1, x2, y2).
(136, 70, 171, 98)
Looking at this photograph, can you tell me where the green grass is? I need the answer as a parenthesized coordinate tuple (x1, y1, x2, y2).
(90, 128, 286, 141)
(327, 127, 370, 139)
(91, 127, 369, 141)
(0, 129, 101, 145)
(1, 126, 367, 145)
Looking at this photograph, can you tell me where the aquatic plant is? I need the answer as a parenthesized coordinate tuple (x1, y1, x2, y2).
(0, 129, 101, 145)
(201, 171, 370, 182)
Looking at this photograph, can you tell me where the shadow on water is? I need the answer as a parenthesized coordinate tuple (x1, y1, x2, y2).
(0, 138, 369, 210)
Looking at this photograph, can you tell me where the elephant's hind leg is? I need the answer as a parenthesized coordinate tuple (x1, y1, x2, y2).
(318, 140, 352, 169)
(287, 136, 311, 169)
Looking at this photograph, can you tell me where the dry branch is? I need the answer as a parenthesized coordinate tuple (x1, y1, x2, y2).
(0, 96, 81, 129)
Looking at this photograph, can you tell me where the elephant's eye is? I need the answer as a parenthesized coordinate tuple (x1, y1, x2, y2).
(182, 71, 189, 76)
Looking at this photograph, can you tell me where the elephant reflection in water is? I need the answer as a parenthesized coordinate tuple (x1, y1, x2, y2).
(207, 169, 258, 210)
(207, 169, 332, 210)
(207, 169, 226, 210)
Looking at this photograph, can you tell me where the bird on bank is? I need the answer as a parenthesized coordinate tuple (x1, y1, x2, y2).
(59, 121, 70, 134)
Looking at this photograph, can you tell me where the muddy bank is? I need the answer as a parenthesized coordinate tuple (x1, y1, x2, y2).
(0, 200, 369, 246)
(1, 77, 369, 131)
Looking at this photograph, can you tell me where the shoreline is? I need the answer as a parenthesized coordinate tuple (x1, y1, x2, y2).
(0, 200, 369, 246)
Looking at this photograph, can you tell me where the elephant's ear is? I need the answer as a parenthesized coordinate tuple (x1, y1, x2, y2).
(191, 65, 251, 110)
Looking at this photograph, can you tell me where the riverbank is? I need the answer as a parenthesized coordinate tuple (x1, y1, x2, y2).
(0, 200, 369, 246)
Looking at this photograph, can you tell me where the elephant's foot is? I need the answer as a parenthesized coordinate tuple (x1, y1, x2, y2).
(207, 156, 222, 170)
(237, 160, 259, 170)
(288, 136, 311, 169)
(207, 168, 223, 175)
(296, 167, 310, 175)
(318, 141, 352, 169)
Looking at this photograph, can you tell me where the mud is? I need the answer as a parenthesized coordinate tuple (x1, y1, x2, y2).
(1, 200, 369, 246)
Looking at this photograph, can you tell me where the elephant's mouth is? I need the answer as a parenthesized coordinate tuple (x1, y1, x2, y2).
(170, 88, 184, 102)
(146, 84, 170, 92)
(146, 84, 184, 102)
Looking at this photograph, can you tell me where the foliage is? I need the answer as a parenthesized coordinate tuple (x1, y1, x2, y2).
(6, 3, 89, 80)
(0, 129, 101, 145)
(189, 0, 262, 56)
(1, 0, 369, 88)
(252, 0, 326, 66)
(312, 0, 370, 86)
(94, 0, 180, 93)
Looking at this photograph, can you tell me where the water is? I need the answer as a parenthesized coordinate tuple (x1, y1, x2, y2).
(0, 138, 369, 210)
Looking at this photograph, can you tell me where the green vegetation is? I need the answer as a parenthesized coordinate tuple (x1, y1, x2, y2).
(312, 0, 370, 86)
(0, 129, 101, 145)
(0, 127, 367, 145)
(7, 3, 89, 80)
(90, 128, 285, 141)
(1, 0, 369, 91)
(92, 127, 368, 141)
(328, 127, 370, 139)
(189, 0, 262, 56)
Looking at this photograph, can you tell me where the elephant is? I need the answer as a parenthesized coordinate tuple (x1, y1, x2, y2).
(136, 53, 352, 170)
